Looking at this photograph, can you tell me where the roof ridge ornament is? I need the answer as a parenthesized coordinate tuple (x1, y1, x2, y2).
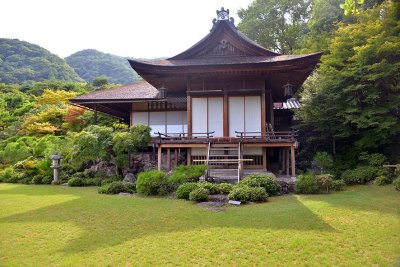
(212, 7, 235, 29)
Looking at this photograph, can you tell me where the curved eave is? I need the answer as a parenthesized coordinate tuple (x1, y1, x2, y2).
(128, 52, 322, 76)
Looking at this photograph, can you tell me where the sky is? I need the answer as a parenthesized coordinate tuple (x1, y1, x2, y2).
(0, 0, 254, 59)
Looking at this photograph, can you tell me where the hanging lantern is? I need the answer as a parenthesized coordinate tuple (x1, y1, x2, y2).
(159, 86, 166, 98)
(283, 82, 293, 97)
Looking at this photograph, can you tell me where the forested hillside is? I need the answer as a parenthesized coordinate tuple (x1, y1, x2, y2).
(0, 38, 82, 84)
(66, 49, 139, 85)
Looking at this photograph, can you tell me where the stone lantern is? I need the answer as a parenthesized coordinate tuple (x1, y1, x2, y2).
(49, 152, 63, 184)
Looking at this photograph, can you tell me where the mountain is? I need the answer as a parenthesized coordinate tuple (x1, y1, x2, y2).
(0, 38, 82, 84)
(65, 49, 139, 85)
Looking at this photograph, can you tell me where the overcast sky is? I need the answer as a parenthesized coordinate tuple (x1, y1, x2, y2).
(0, 0, 253, 59)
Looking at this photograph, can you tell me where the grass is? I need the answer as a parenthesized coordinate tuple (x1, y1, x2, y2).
(0, 184, 399, 266)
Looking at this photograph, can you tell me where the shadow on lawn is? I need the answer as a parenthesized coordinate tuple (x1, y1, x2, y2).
(0, 185, 339, 254)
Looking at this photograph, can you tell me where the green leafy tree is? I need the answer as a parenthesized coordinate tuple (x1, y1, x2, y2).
(238, 0, 311, 54)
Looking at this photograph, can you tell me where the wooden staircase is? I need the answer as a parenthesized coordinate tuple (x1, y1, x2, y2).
(204, 142, 249, 183)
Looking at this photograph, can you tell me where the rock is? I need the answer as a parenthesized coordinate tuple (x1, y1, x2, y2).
(118, 192, 131, 196)
(228, 200, 241, 205)
(197, 201, 225, 207)
(123, 173, 135, 184)
(89, 161, 117, 177)
(61, 183, 68, 186)
(209, 194, 228, 202)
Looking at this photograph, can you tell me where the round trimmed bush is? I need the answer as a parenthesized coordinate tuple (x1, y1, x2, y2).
(189, 187, 209, 202)
(198, 181, 219, 194)
(295, 174, 318, 194)
(136, 170, 167, 195)
(393, 178, 400, 191)
(228, 185, 268, 202)
(331, 179, 345, 191)
(375, 175, 391, 186)
(315, 174, 333, 193)
(240, 174, 281, 196)
(107, 181, 129, 194)
(176, 183, 198, 200)
(32, 174, 44, 185)
(217, 183, 234, 194)
(341, 166, 379, 185)
(68, 177, 85, 187)
(169, 165, 207, 184)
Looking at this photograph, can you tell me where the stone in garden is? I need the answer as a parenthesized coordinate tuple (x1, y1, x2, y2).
(228, 200, 241, 205)
(123, 173, 135, 184)
(61, 183, 68, 186)
(118, 192, 131, 196)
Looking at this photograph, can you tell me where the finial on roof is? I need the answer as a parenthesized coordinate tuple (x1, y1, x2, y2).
(212, 7, 235, 29)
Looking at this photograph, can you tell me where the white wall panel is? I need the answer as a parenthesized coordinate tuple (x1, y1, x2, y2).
(167, 111, 183, 134)
(192, 98, 208, 136)
(245, 96, 261, 135)
(229, 96, 244, 136)
(132, 112, 148, 126)
(208, 97, 223, 137)
(149, 112, 166, 135)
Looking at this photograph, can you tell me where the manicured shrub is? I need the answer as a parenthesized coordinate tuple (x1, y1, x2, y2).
(169, 165, 207, 184)
(198, 181, 219, 194)
(83, 178, 102, 186)
(176, 183, 199, 200)
(393, 178, 400, 191)
(375, 175, 392, 186)
(240, 174, 281, 196)
(189, 187, 209, 202)
(228, 185, 268, 202)
(32, 174, 44, 184)
(0, 166, 17, 183)
(98, 181, 135, 195)
(68, 177, 85, 187)
(41, 175, 53, 184)
(216, 183, 234, 194)
(331, 179, 345, 191)
(101, 176, 122, 186)
(341, 166, 378, 185)
(295, 174, 319, 194)
(315, 174, 333, 193)
(136, 170, 167, 195)
(359, 152, 387, 167)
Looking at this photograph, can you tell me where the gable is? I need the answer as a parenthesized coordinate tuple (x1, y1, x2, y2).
(170, 20, 279, 60)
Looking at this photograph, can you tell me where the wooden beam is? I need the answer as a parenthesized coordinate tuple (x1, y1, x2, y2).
(286, 148, 290, 176)
(187, 95, 192, 137)
(157, 146, 162, 171)
(291, 145, 296, 178)
(281, 149, 285, 174)
(187, 148, 192, 165)
(223, 93, 229, 137)
(261, 93, 266, 136)
(167, 148, 171, 171)
(262, 147, 267, 170)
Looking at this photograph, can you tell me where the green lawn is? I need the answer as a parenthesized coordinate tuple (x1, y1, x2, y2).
(0, 184, 399, 266)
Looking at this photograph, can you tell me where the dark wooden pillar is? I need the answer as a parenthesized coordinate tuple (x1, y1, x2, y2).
(291, 145, 296, 177)
(187, 95, 192, 137)
(157, 146, 162, 171)
(167, 148, 171, 171)
(286, 148, 290, 176)
(187, 148, 192, 165)
(223, 93, 229, 137)
(262, 147, 267, 170)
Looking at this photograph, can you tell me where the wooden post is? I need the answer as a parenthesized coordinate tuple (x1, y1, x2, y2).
(157, 146, 162, 171)
(187, 148, 192, 165)
(174, 149, 178, 168)
(262, 147, 267, 170)
(261, 93, 266, 136)
(167, 148, 171, 171)
(286, 148, 290, 176)
(187, 95, 192, 137)
(291, 145, 296, 178)
(281, 149, 285, 173)
(223, 93, 229, 137)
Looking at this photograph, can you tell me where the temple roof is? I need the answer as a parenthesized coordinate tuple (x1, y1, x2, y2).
(71, 81, 159, 103)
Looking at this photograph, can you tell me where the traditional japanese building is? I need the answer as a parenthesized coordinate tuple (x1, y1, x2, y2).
(71, 8, 321, 182)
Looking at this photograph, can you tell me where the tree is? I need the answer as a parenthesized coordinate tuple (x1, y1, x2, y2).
(92, 76, 109, 88)
(298, 1, 400, 163)
(238, 0, 311, 54)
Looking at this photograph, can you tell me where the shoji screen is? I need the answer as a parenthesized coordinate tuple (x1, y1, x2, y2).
(166, 111, 184, 134)
(229, 96, 261, 137)
(245, 96, 261, 135)
(229, 96, 245, 136)
(149, 112, 166, 135)
(192, 98, 208, 136)
(207, 97, 223, 137)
